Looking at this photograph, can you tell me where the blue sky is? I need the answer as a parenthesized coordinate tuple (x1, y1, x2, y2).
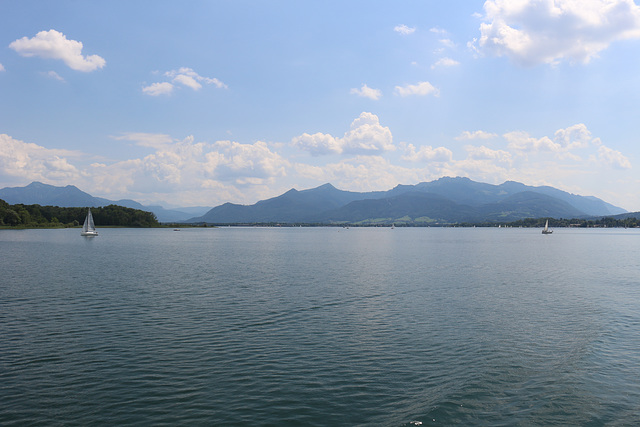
(2, 0, 640, 210)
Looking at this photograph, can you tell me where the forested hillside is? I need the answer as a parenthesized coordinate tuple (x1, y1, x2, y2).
(0, 199, 159, 228)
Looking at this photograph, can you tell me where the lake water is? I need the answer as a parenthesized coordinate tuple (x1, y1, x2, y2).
(1, 227, 639, 426)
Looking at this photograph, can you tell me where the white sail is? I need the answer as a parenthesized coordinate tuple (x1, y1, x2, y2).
(542, 219, 552, 234)
(81, 208, 98, 236)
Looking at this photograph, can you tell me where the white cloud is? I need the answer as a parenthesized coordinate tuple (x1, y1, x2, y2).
(113, 133, 174, 149)
(292, 112, 394, 155)
(597, 145, 631, 169)
(394, 81, 439, 97)
(1, 122, 634, 209)
(0, 63, 5, 72)
(432, 57, 460, 69)
(142, 82, 174, 96)
(9, 29, 105, 72)
(473, 0, 640, 66)
(42, 70, 65, 82)
(0, 134, 82, 184)
(296, 156, 425, 193)
(394, 24, 416, 35)
(553, 123, 592, 149)
(402, 144, 453, 163)
(172, 74, 201, 90)
(208, 140, 289, 182)
(456, 130, 498, 140)
(87, 136, 291, 205)
(350, 84, 382, 100)
(502, 125, 631, 171)
(505, 130, 561, 152)
(143, 67, 227, 96)
(465, 145, 512, 164)
(438, 39, 456, 49)
(343, 112, 394, 154)
(165, 67, 228, 90)
(291, 133, 341, 156)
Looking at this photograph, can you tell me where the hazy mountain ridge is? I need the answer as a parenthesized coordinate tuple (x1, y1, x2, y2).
(0, 182, 209, 222)
(189, 177, 628, 224)
(1, 178, 630, 225)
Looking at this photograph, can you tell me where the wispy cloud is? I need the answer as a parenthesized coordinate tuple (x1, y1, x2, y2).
(165, 67, 227, 89)
(394, 24, 415, 35)
(9, 29, 105, 72)
(42, 70, 65, 82)
(113, 133, 174, 149)
(402, 144, 453, 163)
(456, 130, 498, 140)
(143, 67, 227, 96)
(432, 57, 460, 69)
(350, 84, 382, 100)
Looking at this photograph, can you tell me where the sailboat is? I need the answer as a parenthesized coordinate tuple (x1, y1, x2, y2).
(81, 208, 98, 236)
(542, 219, 552, 234)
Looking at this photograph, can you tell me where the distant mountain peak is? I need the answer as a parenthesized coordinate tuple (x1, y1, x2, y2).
(316, 183, 336, 190)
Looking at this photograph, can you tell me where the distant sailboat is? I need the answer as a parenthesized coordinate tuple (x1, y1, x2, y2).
(542, 219, 553, 234)
(81, 208, 98, 236)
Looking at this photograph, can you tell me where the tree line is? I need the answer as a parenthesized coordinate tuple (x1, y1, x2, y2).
(454, 216, 640, 228)
(0, 199, 159, 228)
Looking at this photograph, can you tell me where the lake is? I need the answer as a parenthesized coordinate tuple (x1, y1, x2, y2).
(1, 227, 639, 426)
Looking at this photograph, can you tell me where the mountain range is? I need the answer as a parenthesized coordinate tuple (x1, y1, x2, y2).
(0, 178, 629, 225)
(0, 182, 209, 222)
(188, 177, 627, 225)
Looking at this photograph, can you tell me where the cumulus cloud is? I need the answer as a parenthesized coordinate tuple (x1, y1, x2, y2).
(86, 135, 291, 205)
(291, 132, 341, 156)
(350, 84, 382, 100)
(394, 81, 439, 97)
(343, 113, 394, 154)
(9, 29, 105, 72)
(142, 82, 174, 96)
(597, 145, 631, 169)
(394, 24, 416, 35)
(143, 67, 227, 96)
(292, 112, 394, 156)
(505, 130, 561, 152)
(503, 124, 631, 170)
(2, 121, 633, 209)
(472, 0, 640, 66)
(553, 123, 593, 149)
(0, 134, 82, 184)
(0, 63, 4, 72)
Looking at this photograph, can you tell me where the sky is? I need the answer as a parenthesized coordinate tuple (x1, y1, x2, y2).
(1, 0, 640, 211)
